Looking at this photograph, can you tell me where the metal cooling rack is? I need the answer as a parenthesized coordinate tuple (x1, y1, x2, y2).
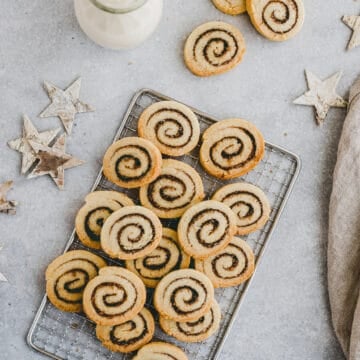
(27, 89, 301, 360)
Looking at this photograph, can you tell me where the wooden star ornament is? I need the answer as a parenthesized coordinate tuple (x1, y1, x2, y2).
(343, 14, 360, 50)
(7, 115, 60, 174)
(0, 181, 17, 215)
(28, 134, 85, 189)
(294, 70, 347, 126)
(39, 78, 95, 135)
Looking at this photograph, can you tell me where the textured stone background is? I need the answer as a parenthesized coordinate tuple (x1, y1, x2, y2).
(0, 0, 359, 359)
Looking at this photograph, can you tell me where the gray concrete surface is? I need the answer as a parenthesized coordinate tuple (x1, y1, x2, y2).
(0, 0, 359, 359)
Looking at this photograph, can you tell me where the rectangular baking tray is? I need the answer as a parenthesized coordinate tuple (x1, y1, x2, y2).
(27, 88, 301, 360)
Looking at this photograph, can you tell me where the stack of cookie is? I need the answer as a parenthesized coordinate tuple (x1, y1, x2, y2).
(45, 100, 271, 359)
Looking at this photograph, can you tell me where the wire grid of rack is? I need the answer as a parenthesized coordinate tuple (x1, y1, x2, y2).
(27, 89, 301, 360)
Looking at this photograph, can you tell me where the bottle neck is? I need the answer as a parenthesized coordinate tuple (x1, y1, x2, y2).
(89, 0, 148, 14)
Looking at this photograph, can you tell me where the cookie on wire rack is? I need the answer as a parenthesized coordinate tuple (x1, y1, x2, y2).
(212, 182, 270, 235)
(195, 237, 255, 288)
(154, 269, 215, 322)
(184, 21, 246, 77)
(177, 200, 237, 259)
(83, 267, 146, 326)
(138, 100, 200, 156)
(133, 342, 188, 360)
(126, 228, 191, 288)
(140, 159, 205, 219)
(102, 137, 162, 189)
(45, 250, 106, 312)
(101, 206, 162, 260)
(75, 191, 134, 249)
(96, 307, 155, 353)
(200, 118, 265, 179)
(159, 300, 221, 343)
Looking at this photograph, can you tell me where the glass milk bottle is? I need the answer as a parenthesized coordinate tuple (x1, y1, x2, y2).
(74, 0, 163, 49)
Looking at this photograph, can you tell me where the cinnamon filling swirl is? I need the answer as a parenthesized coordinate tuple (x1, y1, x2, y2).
(262, 0, 299, 34)
(194, 29, 239, 67)
(140, 159, 204, 219)
(101, 206, 162, 260)
(83, 267, 146, 325)
(154, 269, 214, 322)
(209, 129, 256, 171)
(113, 145, 152, 182)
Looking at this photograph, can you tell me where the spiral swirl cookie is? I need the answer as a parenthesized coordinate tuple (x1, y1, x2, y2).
(101, 206, 162, 260)
(133, 342, 188, 360)
(45, 250, 106, 312)
(154, 269, 214, 322)
(184, 21, 246, 77)
(103, 137, 162, 189)
(96, 307, 155, 353)
(246, 0, 305, 41)
(75, 191, 134, 249)
(212, 0, 247, 15)
(126, 228, 191, 288)
(159, 300, 221, 343)
(178, 200, 237, 259)
(212, 182, 270, 235)
(200, 119, 265, 179)
(195, 237, 255, 288)
(140, 159, 205, 219)
(138, 101, 200, 157)
(83, 266, 146, 325)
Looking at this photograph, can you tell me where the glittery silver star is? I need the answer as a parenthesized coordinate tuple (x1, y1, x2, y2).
(28, 134, 85, 190)
(0, 181, 17, 215)
(294, 70, 347, 125)
(7, 115, 60, 174)
(343, 14, 360, 50)
(39, 78, 95, 134)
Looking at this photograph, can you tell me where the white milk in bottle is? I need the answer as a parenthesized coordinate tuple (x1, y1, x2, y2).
(74, 0, 163, 49)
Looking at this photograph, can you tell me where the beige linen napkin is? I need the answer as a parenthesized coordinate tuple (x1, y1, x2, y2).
(329, 76, 360, 360)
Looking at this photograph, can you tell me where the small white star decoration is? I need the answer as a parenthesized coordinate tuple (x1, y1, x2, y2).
(0, 245, 7, 282)
(343, 14, 360, 50)
(40, 78, 95, 134)
(8, 115, 60, 174)
(294, 70, 347, 125)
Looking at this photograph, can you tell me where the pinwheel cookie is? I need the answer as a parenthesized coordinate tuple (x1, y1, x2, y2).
(45, 250, 106, 312)
(246, 0, 305, 41)
(178, 200, 237, 259)
(126, 228, 191, 288)
(133, 342, 188, 360)
(154, 269, 214, 322)
(103, 137, 162, 188)
(83, 266, 146, 325)
(212, 0, 247, 15)
(195, 237, 255, 288)
(159, 300, 221, 342)
(140, 159, 205, 219)
(96, 307, 155, 353)
(101, 206, 162, 260)
(138, 101, 200, 156)
(75, 191, 134, 249)
(200, 118, 265, 179)
(184, 21, 246, 77)
(212, 182, 270, 235)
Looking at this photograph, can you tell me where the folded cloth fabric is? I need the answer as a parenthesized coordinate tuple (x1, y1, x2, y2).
(329, 75, 360, 360)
